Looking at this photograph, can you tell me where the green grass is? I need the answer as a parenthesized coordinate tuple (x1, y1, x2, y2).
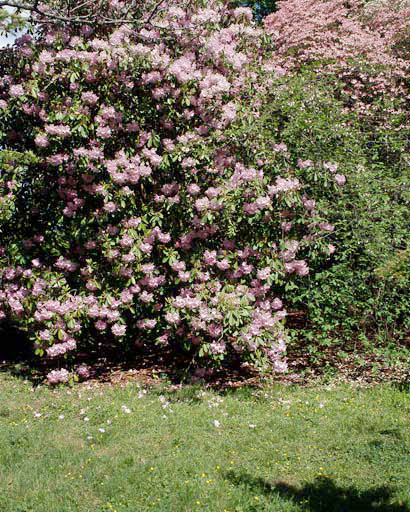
(1, 371, 410, 511)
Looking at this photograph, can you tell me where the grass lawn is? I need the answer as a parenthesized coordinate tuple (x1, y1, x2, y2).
(1, 370, 410, 512)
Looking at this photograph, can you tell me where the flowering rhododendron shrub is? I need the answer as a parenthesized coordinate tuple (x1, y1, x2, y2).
(0, 0, 336, 382)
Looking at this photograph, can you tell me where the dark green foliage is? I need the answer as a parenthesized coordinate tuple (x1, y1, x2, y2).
(255, 69, 410, 349)
(233, 0, 278, 21)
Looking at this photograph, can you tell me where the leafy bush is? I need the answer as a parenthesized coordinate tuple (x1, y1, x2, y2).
(259, 3, 410, 346)
(0, 0, 340, 381)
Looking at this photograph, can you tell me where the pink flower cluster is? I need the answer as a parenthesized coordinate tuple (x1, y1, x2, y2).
(47, 368, 70, 384)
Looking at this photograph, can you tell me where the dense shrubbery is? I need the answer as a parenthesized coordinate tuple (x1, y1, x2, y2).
(261, 0, 410, 348)
(0, 0, 409, 381)
(0, 0, 342, 381)
(251, 68, 410, 348)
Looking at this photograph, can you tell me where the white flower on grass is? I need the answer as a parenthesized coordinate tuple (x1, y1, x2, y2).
(58, 414, 65, 419)
(249, 424, 256, 428)
(121, 405, 131, 414)
(98, 428, 105, 433)
(214, 420, 220, 428)
(34, 412, 42, 418)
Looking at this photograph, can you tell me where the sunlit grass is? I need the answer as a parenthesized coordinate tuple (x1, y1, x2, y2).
(1, 371, 410, 511)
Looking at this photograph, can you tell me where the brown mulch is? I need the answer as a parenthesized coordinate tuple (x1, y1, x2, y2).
(73, 345, 410, 390)
(2, 344, 410, 389)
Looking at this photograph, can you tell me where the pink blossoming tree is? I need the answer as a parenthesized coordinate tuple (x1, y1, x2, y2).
(264, 0, 410, 136)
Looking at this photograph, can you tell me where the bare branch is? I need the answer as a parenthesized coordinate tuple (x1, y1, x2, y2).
(0, 0, 168, 26)
(0, 1, 32, 10)
(0, 0, 134, 25)
(0, 0, 210, 36)
(146, 0, 166, 23)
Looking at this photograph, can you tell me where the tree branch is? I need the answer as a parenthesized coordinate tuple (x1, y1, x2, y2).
(0, 0, 169, 26)
(146, 0, 166, 23)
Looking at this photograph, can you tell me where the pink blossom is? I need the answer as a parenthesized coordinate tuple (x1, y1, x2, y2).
(34, 134, 49, 147)
(257, 267, 271, 280)
(46, 153, 68, 166)
(142, 148, 162, 168)
(199, 72, 230, 100)
(284, 260, 310, 276)
(171, 260, 186, 272)
(119, 234, 133, 248)
(96, 125, 112, 138)
(157, 232, 171, 244)
(216, 259, 230, 271)
(282, 222, 293, 232)
(233, 6, 253, 21)
(141, 263, 155, 274)
(9, 84, 25, 97)
(111, 323, 126, 336)
(39, 329, 51, 341)
(139, 242, 152, 254)
(126, 217, 141, 228)
(243, 203, 260, 215)
(47, 368, 70, 385)
(106, 310, 120, 322)
(273, 360, 288, 373)
(137, 318, 157, 329)
(272, 298, 283, 310)
(204, 250, 217, 265)
(273, 142, 288, 152)
(81, 91, 99, 105)
(76, 364, 91, 379)
(210, 340, 226, 354)
(297, 159, 314, 169)
(44, 124, 71, 137)
(323, 162, 339, 173)
(95, 319, 107, 330)
(319, 222, 335, 232)
(187, 184, 201, 195)
(165, 311, 181, 325)
(120, 289, 134, 303)
(178, 271, 190, 282)
(302, 196, 316, 211)
(168, 53, 200, 83)
(157, 332, 170, 345)
(103, 201, 117, 213)
(195, 197, 210, 211)
(255, 196, 272, 209)
(334, 173, 346, 186)
(140, 291, 154, 303)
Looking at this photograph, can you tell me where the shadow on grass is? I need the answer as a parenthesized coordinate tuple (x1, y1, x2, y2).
(392, 381, 410, 394)
(226, 472, 410, 511)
